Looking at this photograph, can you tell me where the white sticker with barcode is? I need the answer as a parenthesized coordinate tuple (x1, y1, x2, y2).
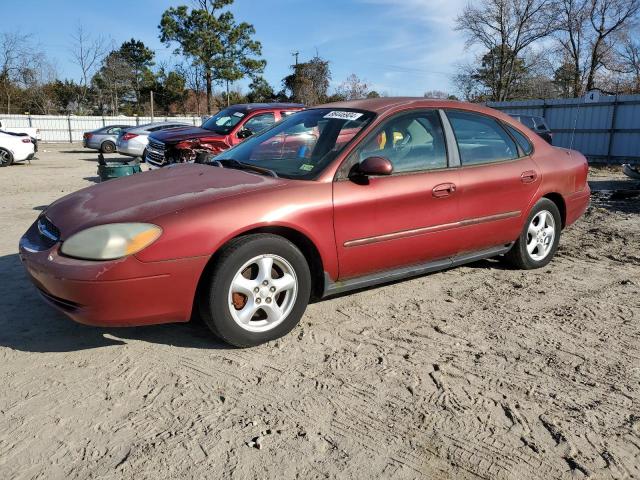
(323, 111, 363, 121)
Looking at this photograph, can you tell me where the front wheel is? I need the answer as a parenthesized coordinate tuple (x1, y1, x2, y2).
(505, 198, 561, 269)
(199, 234, 311, 347)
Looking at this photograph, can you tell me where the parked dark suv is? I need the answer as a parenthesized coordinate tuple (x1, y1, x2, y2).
(145, 103, 304, 168)
(510, 115, 553, 144)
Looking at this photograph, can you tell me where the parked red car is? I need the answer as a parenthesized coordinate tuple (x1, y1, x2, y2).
(20, 98, 590, 347)
(145, 103, 304, 168)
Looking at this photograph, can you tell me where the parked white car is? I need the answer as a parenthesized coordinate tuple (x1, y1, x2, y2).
(116, 122, 190, 157)
(0, 121, 40, 140)
(0, 130, 36, 166)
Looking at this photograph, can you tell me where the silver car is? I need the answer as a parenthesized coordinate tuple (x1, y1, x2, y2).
(116, 122, 190, 157)
(83, 125, 131, 153)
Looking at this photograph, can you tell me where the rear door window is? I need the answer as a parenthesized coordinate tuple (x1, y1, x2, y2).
(446, 111, 519, 166)
(517, 116, 536, 129)
(505, 125, 533, 156)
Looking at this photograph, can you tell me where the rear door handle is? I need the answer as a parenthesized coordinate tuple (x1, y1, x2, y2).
(432, 183, 457, 198)
(521, 170, 538, 183)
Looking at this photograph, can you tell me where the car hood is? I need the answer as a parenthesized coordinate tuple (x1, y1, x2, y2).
(150, 126, 226, 144)
(45, 164, 287, 237)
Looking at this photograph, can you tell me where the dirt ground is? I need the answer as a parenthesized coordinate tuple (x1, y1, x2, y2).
(0, 145, 639, 480)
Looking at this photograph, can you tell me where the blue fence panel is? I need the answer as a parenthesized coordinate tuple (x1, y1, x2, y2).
(488, 94, 640, 164)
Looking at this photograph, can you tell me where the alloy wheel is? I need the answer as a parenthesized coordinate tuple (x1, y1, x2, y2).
(526, 210, 555, 261)
(0, 149, 12, 166)
(228, 254, 298, 333)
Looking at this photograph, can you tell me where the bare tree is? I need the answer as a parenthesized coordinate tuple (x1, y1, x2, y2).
(0, 31, 37, 113)
(619, 33, 640, 92)
(178, 61, 205, 115)
(455, 0, 558, 101)
(335, 74, 370, 100)
(423, 90, 451, 99)
(70, 25, 107, 113)
(554, 0, 640, 95)
(585, 0, 640, 91)
(556, 0, 640, 97)
(22, 52, 58, 114)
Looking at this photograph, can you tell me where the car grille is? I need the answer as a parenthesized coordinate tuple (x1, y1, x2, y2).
(146, 139, 166, 168)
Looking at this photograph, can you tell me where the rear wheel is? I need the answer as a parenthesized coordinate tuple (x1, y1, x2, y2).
(505, 198, 561, 269)
(199, 234, 311, 347)
(101, 141, 116, 154)
(0, 148, 13, 167)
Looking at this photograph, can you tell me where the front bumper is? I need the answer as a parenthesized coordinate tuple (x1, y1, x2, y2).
(19, 220, 209, 327)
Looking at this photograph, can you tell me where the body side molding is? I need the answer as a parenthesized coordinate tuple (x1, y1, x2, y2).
(323, 243, 514, 298)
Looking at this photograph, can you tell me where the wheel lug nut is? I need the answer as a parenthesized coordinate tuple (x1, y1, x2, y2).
(262, 280, 268, 286)
(270, 286, 276, 292)
(254, 287, 259, 293)
(266, 297, 271, 303)
(256, 298, 261, 304)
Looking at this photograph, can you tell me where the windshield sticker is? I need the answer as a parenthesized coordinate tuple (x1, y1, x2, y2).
(233, 112, 245, 117)
(323, 111, 363, 121)
(299, 164, 314, 171)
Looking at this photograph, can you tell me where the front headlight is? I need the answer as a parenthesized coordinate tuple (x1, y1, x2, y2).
(60, 223, 162, 260)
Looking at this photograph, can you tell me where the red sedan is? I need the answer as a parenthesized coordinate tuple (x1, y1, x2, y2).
(19, 98, 590, 347)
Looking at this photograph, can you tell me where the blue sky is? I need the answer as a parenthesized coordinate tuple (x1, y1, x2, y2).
(5, 0, 472, 96)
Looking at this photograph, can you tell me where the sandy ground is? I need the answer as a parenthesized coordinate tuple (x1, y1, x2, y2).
(0, 145, 639, 480)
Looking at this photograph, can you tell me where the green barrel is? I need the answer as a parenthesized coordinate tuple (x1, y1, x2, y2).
(97, 162, 143, 181)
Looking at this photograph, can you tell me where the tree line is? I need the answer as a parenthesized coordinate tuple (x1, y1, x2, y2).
(3, 0, 636, 116)
(455, 0, 640, 101)
(0, 0, 382, 116)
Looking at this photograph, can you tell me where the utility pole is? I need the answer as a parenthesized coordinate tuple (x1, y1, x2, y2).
(150, 90, 155, 121)
(291, 51, 299, 66)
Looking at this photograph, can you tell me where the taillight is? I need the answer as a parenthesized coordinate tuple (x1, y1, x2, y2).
(122, 133, 138, 141)
(84, 133, 92, 139)
(21, 138, 31, 143)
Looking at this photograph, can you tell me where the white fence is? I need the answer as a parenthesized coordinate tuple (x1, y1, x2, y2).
(0, 114, 204, 143)
(487, 93, 640, 164)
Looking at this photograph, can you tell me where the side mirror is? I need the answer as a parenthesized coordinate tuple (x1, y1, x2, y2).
(237, 128, 253, 139)
(352, 156, 393, 177)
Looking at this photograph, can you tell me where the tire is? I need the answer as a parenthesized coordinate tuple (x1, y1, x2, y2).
(199, 234, 311, 347)
(505, 198, 562, 269)
(0, 148, 13, 167)
(101, 141, 116, 154)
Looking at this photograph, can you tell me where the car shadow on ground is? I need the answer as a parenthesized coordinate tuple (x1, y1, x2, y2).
(589, 178, 640, 214)
(0, 253, 228, 353)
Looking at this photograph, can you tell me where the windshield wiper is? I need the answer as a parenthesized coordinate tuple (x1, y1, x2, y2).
(215, 158, 278, 178)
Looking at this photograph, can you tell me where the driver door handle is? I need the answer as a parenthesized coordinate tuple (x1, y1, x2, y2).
(432, 183, 457, 198)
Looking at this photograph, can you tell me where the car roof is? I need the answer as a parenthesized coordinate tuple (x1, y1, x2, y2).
(227, 103, 305, 112)
(314, 97, 512, 119)
(131, 121, 190, 131)
(97, 125, 131, 131)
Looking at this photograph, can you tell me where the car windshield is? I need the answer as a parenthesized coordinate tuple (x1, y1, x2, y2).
(214, 108, 375, 179)
(201, 108, 246, 134)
